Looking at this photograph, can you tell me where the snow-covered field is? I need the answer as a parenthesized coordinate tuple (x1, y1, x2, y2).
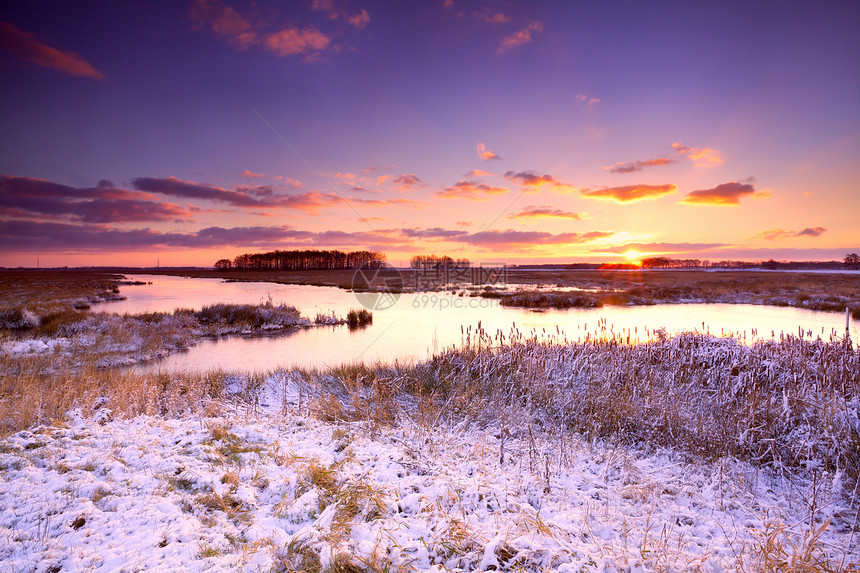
(2, 374, 858, 572)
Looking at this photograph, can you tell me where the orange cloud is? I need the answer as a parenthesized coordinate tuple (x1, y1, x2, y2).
(240, 170, 265, 178)
(464, 169, 494, 178)
(604, 157, 673, 174)
(477, 142, 502, 161)
(438, 181, 509, 199)
(0, 21, 105, 79)
(376, 175, 389, 186)
(672, 142, 724, 165)
(580, 184, 677, 202)
(497, 21, 543, 53)
(681, 181, 758, 205)
(507, 206, 586, 220)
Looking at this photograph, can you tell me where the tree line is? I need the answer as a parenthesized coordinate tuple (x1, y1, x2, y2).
(409, 254, 471, 270)
(215, 249, 386, 271)
(640, 255, 860, 270)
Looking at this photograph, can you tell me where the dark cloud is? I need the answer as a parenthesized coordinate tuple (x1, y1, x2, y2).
(399, 227, 468, 239)
(132, 176, 341, 212)
(681, 181, 757, 205)
(393, 174, 423, 190)
(503, 171, 576, 191)
(796, 226, 826, 237)
(580, 184, 676, 202)
(604, 158, 674, 174)
(0, 175, 192, 223)
(0, 220, 365, 251)
(0, 20, 105, 79)
(133, 176, 258, 206)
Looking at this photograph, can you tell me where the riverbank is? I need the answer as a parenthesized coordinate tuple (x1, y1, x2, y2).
(2, 332, 859, 571)
(3, 268, 859, 322)
(0, 302, 346, 372)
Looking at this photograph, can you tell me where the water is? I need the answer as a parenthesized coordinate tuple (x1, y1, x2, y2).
(103, 274, 859, 372)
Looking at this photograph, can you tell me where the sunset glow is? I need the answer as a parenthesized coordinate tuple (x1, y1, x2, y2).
(1, 1, 858, 267)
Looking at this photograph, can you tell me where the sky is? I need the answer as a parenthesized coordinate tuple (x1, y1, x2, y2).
(1, 0, 859, 267)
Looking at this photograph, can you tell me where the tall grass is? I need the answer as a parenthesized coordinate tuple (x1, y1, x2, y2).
(296, 328, 860, 489)
(0, 354, 230, 434)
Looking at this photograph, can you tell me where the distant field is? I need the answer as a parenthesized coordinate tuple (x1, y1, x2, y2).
(0, 270, 124, 314)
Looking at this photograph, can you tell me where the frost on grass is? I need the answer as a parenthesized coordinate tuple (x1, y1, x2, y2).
(2, 334, 860, 572)
(0, 302, 349, 369)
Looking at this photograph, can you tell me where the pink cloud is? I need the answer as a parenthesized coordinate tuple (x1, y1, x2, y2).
(497, 21, 543, 53)
(0, 21, 105, 79)
(461, 229, 612, 248)
(190, 0, 332, 58)
(348, 9, 371, 29)
(437, 181, 509, 199)
(672, 141, 724, 165)
(264, 27, 330, 57)
(464, 169, 494, 178)
(754, 226, 826, 240)
(477, 142, 502, 161)
(604, 157, 674, 174)
(507, 206, 586, 220)
(593, 242, 728, 254)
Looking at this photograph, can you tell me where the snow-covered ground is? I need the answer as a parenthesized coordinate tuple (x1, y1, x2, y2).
(2, 375, 857, 572)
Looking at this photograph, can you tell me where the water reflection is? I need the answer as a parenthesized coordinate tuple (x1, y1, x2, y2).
(104, 274, 859, 373)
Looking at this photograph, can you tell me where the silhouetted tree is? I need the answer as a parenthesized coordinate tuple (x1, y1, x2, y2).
(410, 255, 470, 270)
(214, 259, 232, 270)
(226, 249, 386, 271)
(845, 253, 860, 269)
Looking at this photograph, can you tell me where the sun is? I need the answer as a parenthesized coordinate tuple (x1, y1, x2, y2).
(624, 249, 642, 264)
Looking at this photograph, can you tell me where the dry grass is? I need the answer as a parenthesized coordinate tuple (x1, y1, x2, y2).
(0, 358, 228, 435)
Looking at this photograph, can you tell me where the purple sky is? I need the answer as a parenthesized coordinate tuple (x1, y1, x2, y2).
(1, 0, 858, 266)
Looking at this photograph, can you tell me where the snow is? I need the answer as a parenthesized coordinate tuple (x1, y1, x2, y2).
(2, 375, 858, 572)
